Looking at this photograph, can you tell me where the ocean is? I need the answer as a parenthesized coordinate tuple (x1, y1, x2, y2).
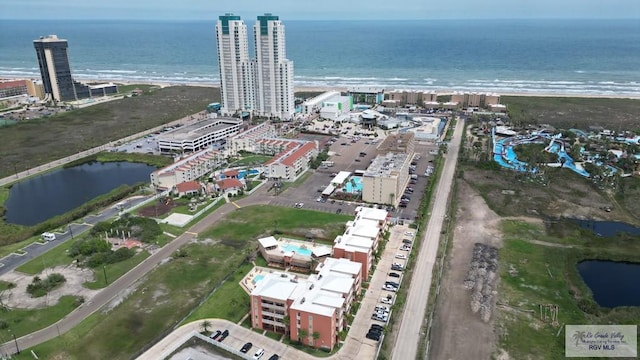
(1, 19, 639, 96)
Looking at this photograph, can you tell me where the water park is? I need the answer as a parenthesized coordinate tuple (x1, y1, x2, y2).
(492, 128, 590, 177)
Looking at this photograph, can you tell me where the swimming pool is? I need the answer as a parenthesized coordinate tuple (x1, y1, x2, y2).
(343, 176, 363, 193)
(252, 274, 265, 285)
(282, 244, 312, 256)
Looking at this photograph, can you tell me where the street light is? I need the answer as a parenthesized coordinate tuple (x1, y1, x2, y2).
(68, 225, 74, 240)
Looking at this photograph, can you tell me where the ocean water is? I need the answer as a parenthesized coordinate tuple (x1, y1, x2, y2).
(1, 19, 639, 96)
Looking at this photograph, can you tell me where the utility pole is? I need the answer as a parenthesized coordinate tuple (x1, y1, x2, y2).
(103, 266, 108, 285)
(9, 331, 19, 354)
(68, 225, 74, 240)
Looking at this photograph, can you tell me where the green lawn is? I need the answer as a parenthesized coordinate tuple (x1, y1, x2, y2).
(229, 155, 272, 167)
(0, 296, 82, 338)
(16, 239, 75, 275)
(202, 205, 350, 243)
(182, 262, 253, 324)
(84, 250, 151, 289)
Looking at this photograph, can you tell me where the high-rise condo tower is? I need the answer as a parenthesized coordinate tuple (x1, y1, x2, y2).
(215, 14, 254, 116)
(253, 14, 295, 120)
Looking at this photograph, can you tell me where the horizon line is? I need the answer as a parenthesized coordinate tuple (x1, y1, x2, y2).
(2, 17, 639, 21)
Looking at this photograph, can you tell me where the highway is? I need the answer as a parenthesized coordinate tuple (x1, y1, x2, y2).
(391, 118, 464, 360)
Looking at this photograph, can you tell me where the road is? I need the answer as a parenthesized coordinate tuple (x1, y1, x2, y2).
(0, 196, 151, 276)
(0, 189, 270, 355)
(391, 118, 464, 360)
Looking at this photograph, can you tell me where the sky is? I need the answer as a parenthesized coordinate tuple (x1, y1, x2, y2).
(1, 0, 639, 20)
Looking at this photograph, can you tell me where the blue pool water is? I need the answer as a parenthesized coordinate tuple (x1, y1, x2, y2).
(343, 176, 363, 193)
(252, 274, 265, 285)
(282, 244, 313, 256)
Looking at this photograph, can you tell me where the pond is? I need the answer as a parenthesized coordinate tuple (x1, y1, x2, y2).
(577, 260, 640, 308)
(4, 161, 156, 226)
(573, 219, 640, 237)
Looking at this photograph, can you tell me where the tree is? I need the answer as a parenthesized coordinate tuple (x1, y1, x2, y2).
(312, 331, 321, 346)
(201, 320, 212, 334)
(298, 328, 308, 343)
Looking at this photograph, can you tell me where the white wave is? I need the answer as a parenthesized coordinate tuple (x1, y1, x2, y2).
(86, 69, 138, 74)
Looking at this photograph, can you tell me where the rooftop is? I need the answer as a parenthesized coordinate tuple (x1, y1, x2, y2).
(156, 118, 241, 142)
(364, 152, 410, 178)
(376, 132, 415, 154)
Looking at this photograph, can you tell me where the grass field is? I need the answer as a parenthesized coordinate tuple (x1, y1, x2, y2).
(502, 95, 640, 131)
(20, 205, 350, 359)
(496, 220, 640, 359)
(0, 295, 83, 339)
(228, 154, 273, 167)
(0, 85, 219, 179)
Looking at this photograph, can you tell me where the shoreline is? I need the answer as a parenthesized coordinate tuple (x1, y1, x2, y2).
(3, 76, 640, 100)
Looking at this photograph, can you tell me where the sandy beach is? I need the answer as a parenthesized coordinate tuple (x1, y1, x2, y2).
(3, 76, 640, 100)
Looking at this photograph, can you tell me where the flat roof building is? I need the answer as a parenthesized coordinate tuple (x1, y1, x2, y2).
(156, 117, 242, 153)
(264, 141, 318, 182)
(362, 152, 411, 205)
(250, 258, 361, 350)
(376, 131, 415, 156)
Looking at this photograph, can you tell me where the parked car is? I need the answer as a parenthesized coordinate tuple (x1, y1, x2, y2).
(268, 355, 280, 360)
(389, 272, 401, 278)
(395, 254, 407, 260)
(241, 342, 253, 353)
(385, 281, 400, 288)
(210, 330, 222, 340)
(375, 305, 390, 312)
(381, 295, 393, 305)
(218, 329, 229, 342)
(294, 202, 304, 208)
(253, 348, 265, 359)
(383, 285, 397, 292)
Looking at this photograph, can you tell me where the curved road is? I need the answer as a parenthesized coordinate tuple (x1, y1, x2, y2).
(391, 118, 464, 360)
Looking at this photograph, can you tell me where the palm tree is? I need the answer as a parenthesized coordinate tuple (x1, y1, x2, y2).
(312, 331, 321, 347)
(201, 320, 212, 334)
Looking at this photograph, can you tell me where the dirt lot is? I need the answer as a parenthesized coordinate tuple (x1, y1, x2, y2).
(0, 86, 217, 178)
(430, 180, 504, 360)
(0, 265, 99, 309)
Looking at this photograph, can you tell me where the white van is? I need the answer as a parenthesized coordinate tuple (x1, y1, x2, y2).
(253, 348, 265, 359)
(41, 232, 56, 241)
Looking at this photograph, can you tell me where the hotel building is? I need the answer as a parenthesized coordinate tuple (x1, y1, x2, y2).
(33, 35, 90, 102)
(250, 258, 361, 350)
(226, 122, 277, 156)
(253, 14, 295, 120)
(215, 13, 295, 120)
(216, 14, 254, 116)
(362, 152, 412, 205)
(156, 117, 242, 153)
(451, 91, 500, 109)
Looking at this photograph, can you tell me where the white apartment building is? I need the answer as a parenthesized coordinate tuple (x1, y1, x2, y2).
(253, 14, 295, 120)
(265, 141, 318, 181)
(150, 148, 223, 190)
(216, 14, 254, 116)
(226, 122, 277, 156)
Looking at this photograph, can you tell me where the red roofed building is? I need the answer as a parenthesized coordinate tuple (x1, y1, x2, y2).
(216, 178, 245, 195)
(174, 180, 201, 197)
(0, 80, 36, 99)
(223, 169, 239, 178)
(265, 141, 318, 181)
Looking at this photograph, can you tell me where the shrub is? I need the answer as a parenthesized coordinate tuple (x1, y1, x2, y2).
(26, 273, 66, 297)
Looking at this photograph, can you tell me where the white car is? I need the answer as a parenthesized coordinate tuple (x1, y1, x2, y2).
(294, 202, 304, 208)
(404, 231, 414, 237)
(395, 254, 407, 260)
(383, 285, 397, 292)
(381, 297, 393, 305)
